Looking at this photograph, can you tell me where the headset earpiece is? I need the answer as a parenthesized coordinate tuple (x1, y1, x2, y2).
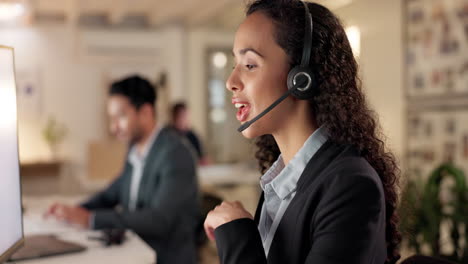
(287, 1, 316, 100)
(287, 66, 316, 100)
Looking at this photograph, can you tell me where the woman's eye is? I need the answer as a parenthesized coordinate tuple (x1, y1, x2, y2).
(246, 64, 256, 70)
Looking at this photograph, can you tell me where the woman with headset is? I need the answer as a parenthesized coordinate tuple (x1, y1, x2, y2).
(204, 0, 401, 263)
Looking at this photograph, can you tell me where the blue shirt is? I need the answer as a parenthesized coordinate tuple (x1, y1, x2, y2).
(258, 126, 328, 256)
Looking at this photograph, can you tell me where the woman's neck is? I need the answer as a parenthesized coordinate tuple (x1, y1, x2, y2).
(272, 108, 317, 165)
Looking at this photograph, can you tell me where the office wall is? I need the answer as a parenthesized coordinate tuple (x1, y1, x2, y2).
(0, 25, 186, 188)
(0, 26, 103, 163)
(335, 0, 405, 160)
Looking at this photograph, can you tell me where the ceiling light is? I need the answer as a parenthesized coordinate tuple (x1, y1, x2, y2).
(0, 3, 25, 22)
(346, 26, 361, 57)
(212, 52, 227, 69)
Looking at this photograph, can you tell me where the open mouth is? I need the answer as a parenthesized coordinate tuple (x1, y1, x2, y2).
(235, 103, 251, 122)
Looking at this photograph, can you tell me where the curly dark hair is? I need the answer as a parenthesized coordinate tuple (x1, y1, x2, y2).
(247, 0, 401, 263)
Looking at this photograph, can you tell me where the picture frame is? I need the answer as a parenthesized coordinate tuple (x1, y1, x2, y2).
(404, 0, 468, 102)
(405, 103, 468, 181)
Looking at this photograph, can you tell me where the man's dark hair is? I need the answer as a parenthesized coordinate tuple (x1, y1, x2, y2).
(109, 75, 157, 110)
(171, 101, 187, 123)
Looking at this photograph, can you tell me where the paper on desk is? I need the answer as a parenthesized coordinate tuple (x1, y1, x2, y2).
(23, 213, 82, 235)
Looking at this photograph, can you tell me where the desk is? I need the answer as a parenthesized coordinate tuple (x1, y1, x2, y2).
(198, 163, 261, 214)
(198, 163, 260, 186)
(20, 161, 62, 177)
(20, 161, 63, 195)
(15, 196, 155, 264)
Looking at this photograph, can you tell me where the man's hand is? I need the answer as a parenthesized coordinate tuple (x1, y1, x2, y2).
(204, 201, 253, 241)
(45, 203, 91, 229)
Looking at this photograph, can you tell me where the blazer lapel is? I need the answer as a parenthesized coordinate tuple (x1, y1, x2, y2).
(266, 140, 344, 261)
(132, 128, 166, 209)
(120, 162, 132, 209)
(295, 140, 340, 193)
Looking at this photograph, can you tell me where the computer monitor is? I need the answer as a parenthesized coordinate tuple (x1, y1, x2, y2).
(0, 46, 24, 263)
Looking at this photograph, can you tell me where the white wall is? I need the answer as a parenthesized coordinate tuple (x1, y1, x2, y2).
(0, 26, 103, 164)
(335, 0, 405, 160)
(161, 25, 187, 101)
(0, 25, 187, 187)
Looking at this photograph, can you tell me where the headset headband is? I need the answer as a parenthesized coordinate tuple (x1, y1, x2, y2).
(300, 1, 313, 68)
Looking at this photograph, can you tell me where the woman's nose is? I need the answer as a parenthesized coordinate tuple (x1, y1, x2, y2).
(226, 66, 243, 92)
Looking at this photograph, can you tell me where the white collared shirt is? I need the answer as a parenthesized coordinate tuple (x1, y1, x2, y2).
(127, 126, 161, 211)
(258, 126, 328, 256)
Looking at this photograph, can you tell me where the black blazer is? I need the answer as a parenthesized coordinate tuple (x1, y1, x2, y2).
(81, 127, 200, 264)
(214, 141, 387, 264)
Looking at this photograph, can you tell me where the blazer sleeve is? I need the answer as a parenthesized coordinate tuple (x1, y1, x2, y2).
(89, 144, 198, 239)
(304, 171, 385, 263)
(214, 218, 267, 264)
(80, 172, 125, 210)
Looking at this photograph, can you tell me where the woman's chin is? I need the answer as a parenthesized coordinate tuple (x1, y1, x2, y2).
(241, 130, 256, 139)
(240, 124, 264, 139)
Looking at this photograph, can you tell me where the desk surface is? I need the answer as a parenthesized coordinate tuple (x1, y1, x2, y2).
(81, 163, 262, 193)
(198, 163, 260, 186)
(14, 196, 155, 264)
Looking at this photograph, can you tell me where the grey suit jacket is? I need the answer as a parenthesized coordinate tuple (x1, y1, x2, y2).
(81, 127, 200, 264)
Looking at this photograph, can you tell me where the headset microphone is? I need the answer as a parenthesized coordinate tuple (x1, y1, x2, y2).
(237, 77, 308, 132)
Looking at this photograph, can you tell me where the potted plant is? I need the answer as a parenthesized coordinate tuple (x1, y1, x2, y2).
(399, 163, 468, 263)
(41, 117, 67, 160)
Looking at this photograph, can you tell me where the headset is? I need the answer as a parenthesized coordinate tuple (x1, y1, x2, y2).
(238, 1, 317, 132)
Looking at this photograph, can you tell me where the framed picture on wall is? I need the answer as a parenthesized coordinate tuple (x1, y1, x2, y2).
(404, 0, 468, 101)
(405, 103, 468, 181)
(16, 69, 42, 117)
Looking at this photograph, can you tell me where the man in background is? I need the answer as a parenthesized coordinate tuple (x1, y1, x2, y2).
(46, 75, 200, 264)
(169, 102, 209, 165)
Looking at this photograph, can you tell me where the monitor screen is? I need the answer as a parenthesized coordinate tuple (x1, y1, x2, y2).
(0, 46, 23, 263)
